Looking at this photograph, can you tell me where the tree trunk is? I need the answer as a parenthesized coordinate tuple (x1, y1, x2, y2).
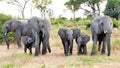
(91, 6, 96, 19)
(73, 9, 75, 20)
(97, 3, 100, 16)
(21, 11, 25, 18)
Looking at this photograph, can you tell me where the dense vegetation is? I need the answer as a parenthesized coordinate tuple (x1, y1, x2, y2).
(0, 13, 120, 43)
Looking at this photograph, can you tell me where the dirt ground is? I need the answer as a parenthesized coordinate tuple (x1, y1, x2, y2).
(0, 41, 120, 68)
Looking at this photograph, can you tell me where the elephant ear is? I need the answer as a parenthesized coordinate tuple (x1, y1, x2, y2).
(58, 28, 67, 39)
(76, 35, 82, 44)
(91, 16, 103, 34)
(28, 17, 41, 33)
(10, 20, 21, 31)
(71, 28, 81, 39)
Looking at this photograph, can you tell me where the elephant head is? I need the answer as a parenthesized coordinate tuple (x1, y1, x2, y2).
(91, 16, 113, 34)
(3, 19, 21, 49)
(76, 33, 90, 55)
(28, 16, 51, 55)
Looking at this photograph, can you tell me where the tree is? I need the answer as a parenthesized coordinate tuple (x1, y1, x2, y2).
(83, 0, 102, 18)
(104, 0, 120, 20)
(32, 0, 52, 18)
(6, 0, 29, 18)
(64, 0, 83, 19)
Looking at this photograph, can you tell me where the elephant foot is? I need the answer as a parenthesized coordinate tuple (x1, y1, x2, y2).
(69, 52, 72, 55)
(42, 52, 47, 55)
(30, 53, 32, 55)
(101, 51, 105, 55)
(18, 46, 22, 49)
(65, 54, 68, 56)
(91, 52, 96, 56)
(7, 47, 9, 50)
(35, 51, 40, 56)
(108, 53, 110, 56)
(35, 53, 39, 56)
(78, 53, 81, 55)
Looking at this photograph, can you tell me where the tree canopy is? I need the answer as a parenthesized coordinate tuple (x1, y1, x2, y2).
(64, 0, 83, 19)
(104, 0, 120, 20)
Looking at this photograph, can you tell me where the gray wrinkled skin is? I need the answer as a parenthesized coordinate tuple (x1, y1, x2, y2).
(76, 33, 90, 55)
(90, 16, 113, 56)
(28, 16, 51, 56)
(3, 19, 36, 51)
(58, 28, 80, 56)
(22, 36, 35, 55)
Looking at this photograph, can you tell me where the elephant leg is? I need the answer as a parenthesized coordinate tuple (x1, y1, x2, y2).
(65, 41, 69, 56)
(77, 45, 81, 55)
(42, 38, 47, 55)
(69, 41, 73, 55)
(106, 33, 111, 56)
(24, 46, 27, 53)
(34, 33, 40, 56)
(29, 46, 32, 55)
(101, 36, 106, 54)
(83, 44, 87, 55)
(39, 36, 42, 54)
(46, 35, 51, 53)
(98, 40, 102, 51)
(91, 34, 97, 56)
(15, 31, 21, 48)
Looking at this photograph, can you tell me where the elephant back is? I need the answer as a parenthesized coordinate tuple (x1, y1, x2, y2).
(71, 28, 81, 39)
(28, 16, 42, 33)
(10, 19, 21, 31)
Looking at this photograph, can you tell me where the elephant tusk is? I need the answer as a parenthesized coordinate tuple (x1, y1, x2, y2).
(4, 33, 7, 36)
(104, 31, 107, 33)
(42, 34, 45, 38)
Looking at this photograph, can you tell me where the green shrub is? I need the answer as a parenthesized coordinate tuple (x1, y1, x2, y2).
(0, 13, 13, 43)
(112, 18, 120, 28)
(50, 17, 69, 25)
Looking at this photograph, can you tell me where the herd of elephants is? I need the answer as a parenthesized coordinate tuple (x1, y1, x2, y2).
(3, 15, 113, 56)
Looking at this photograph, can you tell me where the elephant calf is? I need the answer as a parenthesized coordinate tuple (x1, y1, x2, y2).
(58, 28, 80, 56)
(76, 33, 90, 55)
(22, 36, 35, 55)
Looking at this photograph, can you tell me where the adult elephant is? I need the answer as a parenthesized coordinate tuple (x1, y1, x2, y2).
(58, 28, 80, 56)
(90, 16, 113, 56)
(3, 19, 37, 50)
(76, 33, 90, 55)
(28, 16, 51, 55)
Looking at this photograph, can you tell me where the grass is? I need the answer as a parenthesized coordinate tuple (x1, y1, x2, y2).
(0, 24, 120, 68)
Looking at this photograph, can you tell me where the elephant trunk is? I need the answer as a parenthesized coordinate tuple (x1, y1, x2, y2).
(3, 28, 9, 49)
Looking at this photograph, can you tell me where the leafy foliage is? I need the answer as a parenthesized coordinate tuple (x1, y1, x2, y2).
(0, 13, 13, 43)
(32, 0, 52, 18)
(64, 0, 83, 19)
(104, 0, 120, 20)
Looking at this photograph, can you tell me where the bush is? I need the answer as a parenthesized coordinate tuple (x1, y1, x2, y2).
(50, 17, 69, 25)
(112, 18, 120, 28)
(0, 13, 13, 43)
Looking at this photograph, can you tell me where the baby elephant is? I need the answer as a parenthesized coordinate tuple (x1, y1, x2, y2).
(22, 36, 35, 55)
(76, 33, 90, 55)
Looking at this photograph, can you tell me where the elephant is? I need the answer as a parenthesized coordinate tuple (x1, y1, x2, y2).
(28, 16, 51, 56)
(90, 15, 113, 56)
(76, 33, 90, 55)
(58, 28, 80, 56)
(22, 36, 35, 55)
(3, 19, 38, 56)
